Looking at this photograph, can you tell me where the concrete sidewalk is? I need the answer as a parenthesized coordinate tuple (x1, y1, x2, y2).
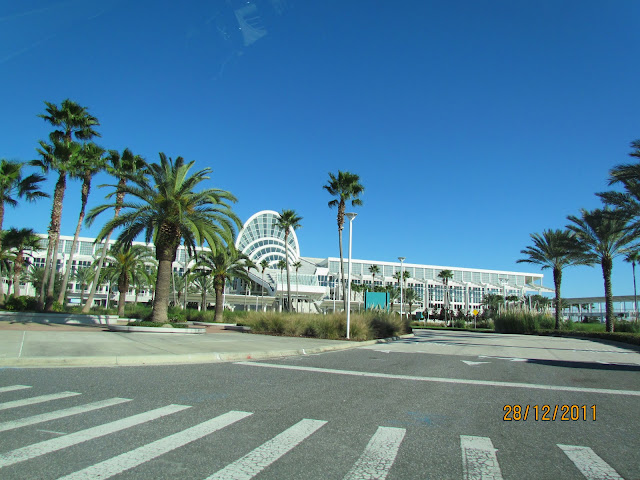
(0, 321, 399, 367)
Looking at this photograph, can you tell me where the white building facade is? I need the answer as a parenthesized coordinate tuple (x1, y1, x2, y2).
(19, 210, 549, 314)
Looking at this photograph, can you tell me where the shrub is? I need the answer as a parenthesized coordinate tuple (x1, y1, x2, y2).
(615, 321, 640, 333)
(3, 296, 39, 312)
(453, 318, 467, 329)
(494, 311, 555, 334)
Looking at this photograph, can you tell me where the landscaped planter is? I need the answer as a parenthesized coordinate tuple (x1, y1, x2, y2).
(107, 324, 206, 334)
(0, 311, 119, 325)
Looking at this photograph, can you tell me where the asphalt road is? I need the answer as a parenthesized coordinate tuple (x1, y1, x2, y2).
(0, 330, 638, 479)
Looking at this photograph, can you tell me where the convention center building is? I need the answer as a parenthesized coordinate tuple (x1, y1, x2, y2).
(25, 210, 550, 315)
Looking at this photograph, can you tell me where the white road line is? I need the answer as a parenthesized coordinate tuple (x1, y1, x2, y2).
(558, 444, 623, 480)
(460, 435, 503, 480)
(18, 331, 25, 358)
(0, 391, 81, 411)
(343, 426, 405, 480)
(57, 410, 252, 480)
(0, 397, 132, 432)
(206, 418, 327, 480)
(236, 362, 640, 397)
(0, 385, 31, 394)
(0, 404, 190, 469)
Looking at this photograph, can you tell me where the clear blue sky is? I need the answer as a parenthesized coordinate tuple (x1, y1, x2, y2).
(2, 0, 639, 298)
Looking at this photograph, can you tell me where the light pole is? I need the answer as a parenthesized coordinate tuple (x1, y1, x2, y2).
(398, 257, 405, 319)
(346, 212, 357, 339)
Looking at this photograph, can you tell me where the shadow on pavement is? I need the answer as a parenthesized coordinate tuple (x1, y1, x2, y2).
(526, 358, 640, 372)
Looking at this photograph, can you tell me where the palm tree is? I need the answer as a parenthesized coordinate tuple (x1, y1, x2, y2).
(517, 229, 591, 330)
(58, 143, 106, 304)
(624, 251, 640, 322)
(293, 260, 302, 312)
(404, 288, 420, 319)
(275, 209, 302, 313)
(0, 232, 16, 302)
(277, 258, 287, 310)
(101, 245, 156, 317)
(437, 269, 454, 325)
(82, 148, 146, 313)
(386, 284, 399, 313)
(194, 247, 252, 322)
(260, 259, 269, 305)
(36, 99, 100, 310)
(567, 208, 638, 332)
(4, 228, 41, 298)
(323, 171, 364, 311)
(72, 266, 94, 304)
(86, 153, 240, 323)
(190, 273, 215, 312)
(0, 159, 47, 266)
(369, 264, 380, 291)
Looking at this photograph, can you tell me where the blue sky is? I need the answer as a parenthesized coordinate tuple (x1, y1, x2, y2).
(2, 0, 639, 298)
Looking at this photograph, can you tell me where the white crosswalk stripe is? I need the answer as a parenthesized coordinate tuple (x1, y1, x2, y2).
(57, 410, 253, 480)
(0, 404, 190, 469)
(0, 391, 81, 411)
(206, 418, 327, 480)
(0, 385, 32, 394)
(343, 426, 406, 480)
(0, 397, 132, 433)
(460, 435, 503, 480)
(558, 444, 623, 480)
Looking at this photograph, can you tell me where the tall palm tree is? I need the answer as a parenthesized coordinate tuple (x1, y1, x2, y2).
(82, 148, 146, 313)
(404, 288, 420, 319)
(4, 228, 41, 298)
(517, 229, 591, 330)
(194, 247, 252, 322)
(275, 209, 302, 313)
(243, 258, 257, 311)
(86, 153, 240, 323)
(260, 259, 269, 304)
(369, 264, 380, 291)
(624, 251, 640, 322)
(567, 208, 638, 332)
(58, 143, 107, 304)
(36, 99, 100, 311)
(0, 159, 47, 266)
(437, 269, 454, 325)
(101, 245, 156, 317)
(277, 258, 287, 310)
(323, 170, 364, 311)
(189, 273, 215, 312)
(293, 260, 302, 312)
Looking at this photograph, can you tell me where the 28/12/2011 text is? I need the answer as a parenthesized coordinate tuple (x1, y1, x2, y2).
(503, 405, 596, 421)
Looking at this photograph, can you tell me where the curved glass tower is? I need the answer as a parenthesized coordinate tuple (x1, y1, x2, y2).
(234, 210, 300, 267)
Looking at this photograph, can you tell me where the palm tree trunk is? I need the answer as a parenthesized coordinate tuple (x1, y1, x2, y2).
(117, 276, 127, 318)
(150, 258, 172, 323)
(633, 262, 638, 323)
(214, 282, 224, 323)
(553, 267, 562, 330)
(285, 232, 292, 312)
(602, 256, 614, 332)
(82, 184, 127, 313)
(13, 250, 24, 297)
(44, 173, 66, 311)
(59, 174, 91, 304)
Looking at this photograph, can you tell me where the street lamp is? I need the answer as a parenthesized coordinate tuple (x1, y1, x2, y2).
(398, 257, 405, 319)
(346, 212, 357, 339)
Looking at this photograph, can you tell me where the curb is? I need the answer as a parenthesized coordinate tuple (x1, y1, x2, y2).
(0, 334, 414, 368)
(107, 325, 206, 334)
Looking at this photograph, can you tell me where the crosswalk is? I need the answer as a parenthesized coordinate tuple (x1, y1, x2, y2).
(0, 384, 627, 479)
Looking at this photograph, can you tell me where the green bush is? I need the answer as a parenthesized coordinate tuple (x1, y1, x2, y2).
(453, 318, 467, 329)
(494, 311, 555, 334)
(238, 311, 409, 340)
(615, 321, 640, 333)
(3, 296, 39, 312)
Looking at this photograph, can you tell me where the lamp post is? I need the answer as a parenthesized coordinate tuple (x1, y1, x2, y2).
(345, 213, 357, 339)
(398, 257, 405, 319)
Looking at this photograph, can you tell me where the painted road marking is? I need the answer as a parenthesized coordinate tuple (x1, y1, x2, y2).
(461, 435, 503, 480)
(343, 426, 405, 480)
(0, 391, 81, 411)
(206, 418, 327, 479)
(558, 444, 623, 480)
(0, 404, 190, 469)
(58, 410, 253, 480)
(235, 362, 640, 397)
(0, 385, 31, 394)
(0, 397, 132, 433)
(462, 361, 490, 366)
